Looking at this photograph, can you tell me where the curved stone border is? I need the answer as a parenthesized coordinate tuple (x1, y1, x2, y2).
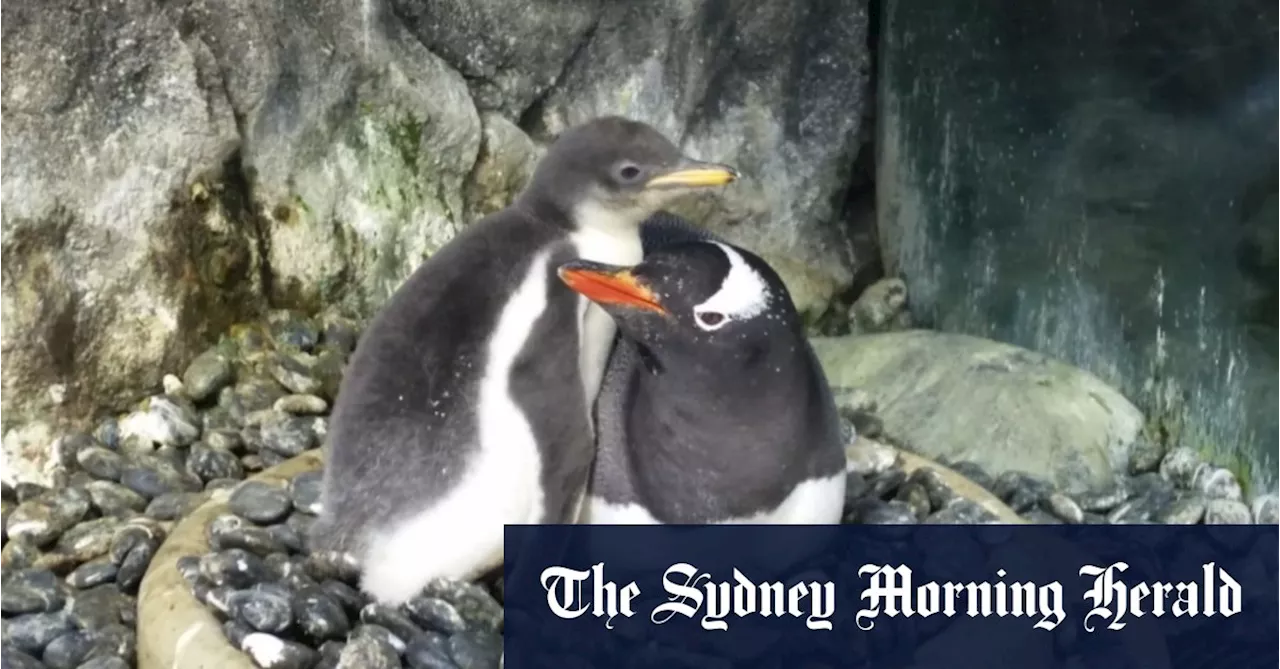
(893, 446, 1026, 523)
(137, 450, 324, 669)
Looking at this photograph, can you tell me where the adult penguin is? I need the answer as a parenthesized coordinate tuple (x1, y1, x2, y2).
(313, 119, 738, 605)
(558, 214, 848, 525)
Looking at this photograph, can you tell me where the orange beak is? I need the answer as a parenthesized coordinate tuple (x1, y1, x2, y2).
(557, 262, 668, 314)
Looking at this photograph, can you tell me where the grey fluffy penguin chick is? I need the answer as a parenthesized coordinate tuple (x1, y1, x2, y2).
(558, 214, 848, 524)
(312, 119, 738, 605)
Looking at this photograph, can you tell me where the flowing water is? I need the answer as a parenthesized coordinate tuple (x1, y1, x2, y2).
(878, 0, 1278, 492)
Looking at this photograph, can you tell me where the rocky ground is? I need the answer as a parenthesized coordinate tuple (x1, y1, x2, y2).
(1, 303, 1276, 669)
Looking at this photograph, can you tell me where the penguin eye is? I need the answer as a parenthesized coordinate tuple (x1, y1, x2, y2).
(695, 311, 727, 329)
(617, 164, 642, 181)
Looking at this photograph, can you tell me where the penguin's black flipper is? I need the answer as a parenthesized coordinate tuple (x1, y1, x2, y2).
(639, 210, 728, 253)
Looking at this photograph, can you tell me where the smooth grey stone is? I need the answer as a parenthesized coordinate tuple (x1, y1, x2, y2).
(115, 540, 155, 594)
(405, 632, 459, 669)
(1158, 495, 1208, 524)
(319, 580, 365, 616)
(406, 596, 468, 635)
(321, 314, 360, 354)
(228, 482, 293, 524)
(419, 580, 504, 634)
(14, 484, 49, 503)
(108, 520, 165, 565)
(274, 394, 328, 415)
(842, 471, 869, 506)
(266, 523, 304, 553)
(447, 629, 502, 669)
(183, 348, 235, 402)
(1, 647, 45, 669)
(907, 466, 959, 509)
(1, 611, 73, 655)
(92, 418, 121, 451)
(41, 630, 93, 669)
(76, 448, 124, 482)
(230, 378, 289, 416)
(65, 586, 128, 631)
(268, 311, 320, 352)
(293, 587, 351, 643)
(855, 499, 918, 525)
(176, 556, 203, 586)
(229, 588, 293, 633)
(894, 482, 933, 519)
(120, 395, 200, 446)
(186, 445, 245, 483)
(337, 626, 401, 669)
(66, 560, 118, 589)
(1192, 466, 1244, 501)
(221, 619, 253, 650)
(1046, 492, 1085, 523)
(211, 525, 285, 557)
(1159, 447, 1205, 487)
(200, 549, 271, 589)
(288, 471, 323, 515)
(360, 603, 426, 644)
(259, 418, 318, 457)
(992, 470, 1053, 512)
(241, 632, 319, 669)
(259, 450, 288, 469)
(119, 461, 195, 500)
(845, 440, 896, 476)
(925, 499, 999, 524)
(1253, 493, 1279, 524)
(205, 429, 244, 453)
(1074, 478, 1130, 513)
(868, 468, 907, 499)
(285, 513, 315, 549)
(82, 624, 134, 664)
(1205, 499, 1252, 525)
(267, 353, 323, 396)
(1, 569, 65, 614)
(55, 518, 118, 562)
(305, 551, 361, 584)
(205, 478, 243, 492)
(76, 658, 130, 669)
(194, 584, 235, 617)
(1020, 509, 1064, 524)
(83, 481, 146, 517)
(1, 539, 40, 571)
(54, 433, 97, 470)
(240, 455, 265, 472)
(145, 492, 200, 520)
(7, 488, 91, 547)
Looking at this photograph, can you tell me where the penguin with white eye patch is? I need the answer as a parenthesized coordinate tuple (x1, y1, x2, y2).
(557, 214, 848, 524)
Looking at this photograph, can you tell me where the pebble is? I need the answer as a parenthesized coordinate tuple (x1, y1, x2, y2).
(1158, 495, 1208, 524)
(360, 603, 426, 644)
(419, 581, 503, 634)
(55, 518, 118, 562)
(2, 610, 74, 655)
(268, 353, 324, 396)
(183, 348, 235, 402)
(948, 461, 995, 491)
(14, 483, 50, 503)
(1252, 493, 1279, 524)
(200, 549, 272, 589)
(275, 394, 329, 415)
(1158, 446, 1205, 486)
(845, 439, 897, 476)
(306, 551, 362, 584)
(992, 471, 1052, 512)
(231, 587, 295, 633)
(1, 569, 65, 614)
(109, 520, 164, 564)
(925, 499, 998, 524)
(42, 629, 95, 669)
(84, 480, 147, 517)
(118, 395, 200, 447)
(7, 488, 91, 547)
(206, 429, 244, 453)
(187, 444, 247, 482)
(337, 626, 403, 669)
(260, 417, 319, 457)
(1126, 434, 1166, 475)
(1073, 479, 1129, 513)
(893, 482, 932, 519)
(1, 647, 45, 669)
(851, 499, 918, 524)
(1204, 498, 1252, 525)
(119, 460, 199, 500)
(1192, 466, 1244, 501)
(115, 540, 155, 593)
(1045, 492, 1084, 523)
(229, 481, 294, 524)
(77, 657, 131, 669)
(293, 587, 352, 642)
(213, 525, 287, 556)
(242, 632, 320, 669)
(320, 312, 360, 354)
(66, 559, 119, 589)
(405, 597, 468, 635)
(288, 471, 324, 514)
(146, 491, 201, 520)
(269, 311, 321, 352)
(53, 432, 96, 470)
(404, 632, 459, 669)
(447, 629, 502, 669)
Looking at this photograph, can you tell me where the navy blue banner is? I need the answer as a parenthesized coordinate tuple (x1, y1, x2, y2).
(502, 524, 1278, 669)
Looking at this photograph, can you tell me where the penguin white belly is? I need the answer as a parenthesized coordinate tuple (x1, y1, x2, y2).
(584, 472, 847, 525)
(358, 250, 554, 605)
(569, 217, 644, 412)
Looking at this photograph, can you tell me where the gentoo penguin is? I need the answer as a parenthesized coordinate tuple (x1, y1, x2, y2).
(313, 118, 738, 605)
(557, 214, 848, 525)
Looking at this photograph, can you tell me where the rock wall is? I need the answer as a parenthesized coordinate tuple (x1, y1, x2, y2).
(1, 0, 873, 437)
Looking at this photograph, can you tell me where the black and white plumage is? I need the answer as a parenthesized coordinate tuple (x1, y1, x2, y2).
(557, 213, 848, 525)
(311, 118, 738, 605)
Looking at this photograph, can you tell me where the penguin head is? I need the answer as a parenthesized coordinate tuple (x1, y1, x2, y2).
(521, 116, 739, 230)
(558, 239, 799, 357)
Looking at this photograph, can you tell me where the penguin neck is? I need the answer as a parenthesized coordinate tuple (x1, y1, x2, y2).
(626, 336, 813, 445)
(515, 191, 644, 265)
